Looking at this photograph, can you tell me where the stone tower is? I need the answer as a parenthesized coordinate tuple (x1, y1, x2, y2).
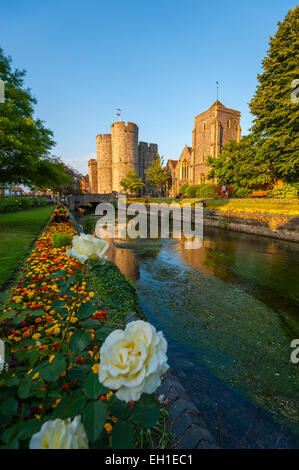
(192, 100, 241, 183)
(166, 101, 241, 196)
(88, 121, 158, 194)
(88, 159, 98, 194)
(111, 121, 139, 193)
(96, 134, 112, 193)
(138, 142, 158, 182)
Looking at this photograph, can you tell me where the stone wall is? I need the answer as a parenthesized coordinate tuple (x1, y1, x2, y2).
(201, 210, 299, 243)
(138, 142, 158, 193)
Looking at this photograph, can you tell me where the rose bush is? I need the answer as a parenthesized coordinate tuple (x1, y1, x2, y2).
(99, 320, 169, 402)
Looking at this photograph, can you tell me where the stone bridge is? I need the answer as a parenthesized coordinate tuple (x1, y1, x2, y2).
(65, 193, 117, 212)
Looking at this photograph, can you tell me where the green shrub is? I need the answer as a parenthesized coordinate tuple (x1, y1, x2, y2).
(267, 183, 298, 199)
(233, 187, 251, 198)
(179, 183, 189, 195)
(185, 184, 217, 198)
(0, 196, 49, 213)
(52, 232, 73, 248)
(186, 185, 201, 198)
(195, 183, 217, 198)
(81, 215, 96, 234)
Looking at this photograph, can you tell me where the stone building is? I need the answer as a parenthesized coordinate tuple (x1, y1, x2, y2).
(79, 174, 89, 194)
(167, 101, 241, 196)
(89, 121, 158, 194)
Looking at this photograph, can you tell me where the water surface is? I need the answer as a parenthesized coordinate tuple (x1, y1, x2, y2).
(80, 214, 299, 448)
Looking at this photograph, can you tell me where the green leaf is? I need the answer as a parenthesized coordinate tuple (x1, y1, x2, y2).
(6, 376, 21, 387)
(82, 319, 102, 329)
(77, 301, 97, 319)
(94, 326, 115, 341)
(69, 330, 91, 354)
(51, 300, 68, 314)
(0, 397, 18, 415)
(0, 291, 12, 304)
(39, 356, 66, 382)
(28, 351, 40, 368)
(82, 401, 106, 443)
(1, 422, 22, 443)
(111, 421, 135, 449)
(50, 270, 67, 279)
(83, 372, 106, 399)
(130, 396, 160, 428)
(18, 380, 36, 399)
(52, 390, 86, 419)
(18, 419, 43, 440)
(109, 400, 130, 420)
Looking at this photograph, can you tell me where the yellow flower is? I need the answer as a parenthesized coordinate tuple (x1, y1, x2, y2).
(89, 292, 94, 298)
(111, 416, 118, 423)
(92, 363, 99, 374)
(27, 369, 33, 375)
(32, 333, 41, 340)
(32, 372, 40, 380)
(49, 355, 55, 364)
(104, 423, 112, 434)
(106, 391, 113, 401)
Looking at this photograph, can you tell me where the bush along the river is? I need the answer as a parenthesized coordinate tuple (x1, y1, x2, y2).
(0, 204, 169, 449)
(0, 196, 50, 214)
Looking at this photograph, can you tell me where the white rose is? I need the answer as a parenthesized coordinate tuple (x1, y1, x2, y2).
(99, 320, 169, 402)
(66, 233, 109, 263)
(29, 416, 88, 449)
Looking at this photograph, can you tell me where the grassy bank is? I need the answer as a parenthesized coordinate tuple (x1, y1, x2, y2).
(128, 197, 299, 216)
(0, 205, 53, 289)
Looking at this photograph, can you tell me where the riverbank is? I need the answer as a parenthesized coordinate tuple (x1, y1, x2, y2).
(202, 210, 299, 243)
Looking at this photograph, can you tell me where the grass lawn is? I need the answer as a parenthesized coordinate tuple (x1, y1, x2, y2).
(0, 205, 53, 289)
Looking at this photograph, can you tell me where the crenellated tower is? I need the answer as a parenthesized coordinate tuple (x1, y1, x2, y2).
(96, 134, 112, 193)
(88, 121, 158, 194)
(111, 121, 139, 193)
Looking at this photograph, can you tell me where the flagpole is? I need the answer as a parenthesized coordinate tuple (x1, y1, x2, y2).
(216, 81, 219, 101)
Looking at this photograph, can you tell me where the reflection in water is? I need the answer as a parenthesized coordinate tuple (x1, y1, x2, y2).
(82, 213, 299, 448)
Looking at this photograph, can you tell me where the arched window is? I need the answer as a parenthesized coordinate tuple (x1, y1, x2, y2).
(180, 160, 189, 180)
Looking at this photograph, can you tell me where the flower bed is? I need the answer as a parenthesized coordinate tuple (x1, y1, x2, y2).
(0, 205, 169, 449)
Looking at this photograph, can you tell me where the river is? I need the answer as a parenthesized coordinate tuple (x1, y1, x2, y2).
(79, 213, 299, 448)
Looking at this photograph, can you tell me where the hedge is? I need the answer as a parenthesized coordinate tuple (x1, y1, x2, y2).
(0, 196, 51, 214)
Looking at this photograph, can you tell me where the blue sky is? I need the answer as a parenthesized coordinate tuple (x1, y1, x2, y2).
(0, 0, 296, 174)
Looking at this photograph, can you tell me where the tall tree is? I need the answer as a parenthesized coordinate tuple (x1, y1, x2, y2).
(249, 6, 299, 182)
(207, 136, 272, 193)
(145, 154, 169, 195)
(119, 169, 145, 194)
(0, 47, 55, 186)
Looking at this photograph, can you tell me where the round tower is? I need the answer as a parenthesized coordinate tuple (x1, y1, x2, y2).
(96, 133, 112, 193)
(111, 121, 139, 192)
